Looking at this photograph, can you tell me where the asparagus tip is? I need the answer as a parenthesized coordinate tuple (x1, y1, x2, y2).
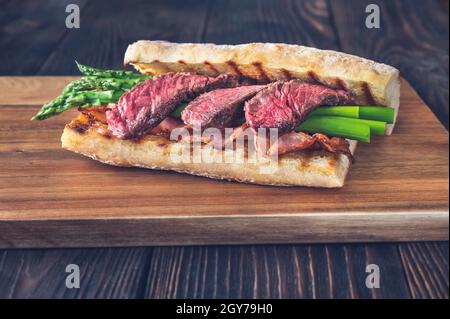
(75, 60, 83, 73)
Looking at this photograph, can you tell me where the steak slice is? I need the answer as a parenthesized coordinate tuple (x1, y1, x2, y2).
(107, 72, 239, 139)
(244, 81, 355, 135)
(181, 85, 265, 129)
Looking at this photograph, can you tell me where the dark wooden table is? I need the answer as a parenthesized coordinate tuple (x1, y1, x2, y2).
(0, 0, 448, 299)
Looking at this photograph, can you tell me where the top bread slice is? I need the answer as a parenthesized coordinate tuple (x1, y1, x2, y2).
(124, 40, 401, 135)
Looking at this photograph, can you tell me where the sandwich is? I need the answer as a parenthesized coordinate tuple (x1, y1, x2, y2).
(32, 41, 401, 187)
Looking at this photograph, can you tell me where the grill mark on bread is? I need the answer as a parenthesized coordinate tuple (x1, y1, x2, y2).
(68, 111, 115, 139)
(203, 61, 220, 75)
(134, 63, 154, 75)
(362, 82, 376, 105)
(70, 123, 90, 134)
(307, 71, 321, 84)
(298, 151, 314, 169)
(335, 78, 347, 90)
(157, 142, 170, 148)
(252, 62, 271, 82)
(150, 59, 172, 73)
(226, 60, 244, 77)
(177, 60, 193, 73)
(131, 136, 147, 144)
(280, 68, 292, 81)
(327, 156, 338, 169)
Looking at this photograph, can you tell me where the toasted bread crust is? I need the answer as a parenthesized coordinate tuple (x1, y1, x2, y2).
(124, 41, 400, 134)
(62, 115, 357, 188)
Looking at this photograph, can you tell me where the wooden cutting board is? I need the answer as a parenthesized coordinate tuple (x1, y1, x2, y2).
(0, 77, 448, 248)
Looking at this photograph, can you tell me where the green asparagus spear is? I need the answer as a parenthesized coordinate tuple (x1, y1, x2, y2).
(307, 116, 387, 136)
(311, 106, 360, 118)
(32, 62, 151, 120)
(296, 116, 371, 143)
(311, 106, 395, 123)
(359, 106, 395, 123)
(75, 61, 149, 80)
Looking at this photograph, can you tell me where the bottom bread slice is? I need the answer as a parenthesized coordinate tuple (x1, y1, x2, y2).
(61, 117, 357, 188)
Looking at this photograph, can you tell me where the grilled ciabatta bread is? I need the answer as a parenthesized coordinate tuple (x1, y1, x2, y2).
(56, 41, 401, 187)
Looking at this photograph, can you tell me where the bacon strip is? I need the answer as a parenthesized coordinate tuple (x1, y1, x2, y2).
(313, 133, 354, 162)
(150, 117, 185, 136)
(267, 131, 353, 162)
(268, 132, 316, 155)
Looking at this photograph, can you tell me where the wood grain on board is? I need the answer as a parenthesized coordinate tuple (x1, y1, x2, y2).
(0, 247, 151, 298)
(0, 76, 79, 105)
(143, 244, 412, 299)
(398, 242, 449, 299)
(0, 0, 89, 75)
(0, 77, 448, 248)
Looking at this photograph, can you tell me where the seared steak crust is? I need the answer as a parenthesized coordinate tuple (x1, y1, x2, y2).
(244, 81, 355, 135)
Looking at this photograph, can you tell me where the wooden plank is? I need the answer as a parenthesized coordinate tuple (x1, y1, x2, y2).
(143, 244, 411, 298)
(398, 242, 449, 299)
(0, 247, 151, 298)
(0, 212, 447, 248)
(202, 0, 339, 49)
(0, 0, 88, 75)
(37, 0, 211, 74)
(329, 0, 449, 128)
(0, 76, 78, 105)
(441, 0, 449, 12)
(0, 20, 447, 248)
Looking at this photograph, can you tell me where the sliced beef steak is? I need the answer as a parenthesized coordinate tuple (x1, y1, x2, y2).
(107, 73, 239, 139)
(181, 85, 265, 129)
(244, 81, 355, 135)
